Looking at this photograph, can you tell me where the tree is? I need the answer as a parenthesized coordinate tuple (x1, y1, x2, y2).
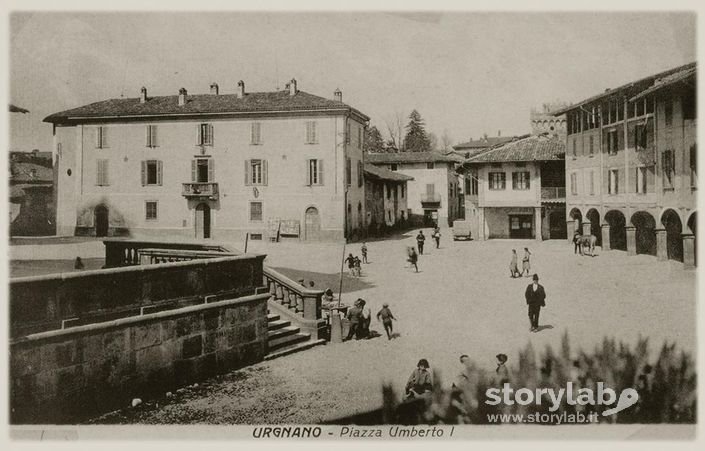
(428, 132, 439, 152)
(440, 129, 454, 152)
(403, 109, 431, 152)
(364, 125, 386, 153)
(384, 111, 405, 152)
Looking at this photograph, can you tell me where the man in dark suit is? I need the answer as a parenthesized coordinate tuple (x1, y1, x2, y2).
(525, 273, 546, 332)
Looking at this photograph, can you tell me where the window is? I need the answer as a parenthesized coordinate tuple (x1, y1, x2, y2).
(608, 169, 619, 194)
(635, 167, 647, 194)
(390, 164, 398, 171)
(145, 201, 158, 221)
(197, 123, 213, 146)
(664, 101, 673, 127)
(427, 162, 435, 169)
(425, 184, 436, 198)
(683, 94, 696, 120)
(634, 123, 648, 150)
(570, 172, 578, 195)
(245, 159, 268, 186)
(572, 138, 577, 157)
(607, 129, 619, 155)
(589, 135, 594, 156)
(387, 184, 392, 200)
(191, 159, 214, 183)
(249, 201, 263, 222)
(357, 161, 363, 187)
(589, 170, 595, 195)
(468, 171, 479, 196)
(96, 159, 109, 186)
(307, 159, 324, 186)
(306, 121, 318, 144)
(690, 145, 697, 188)
(250, 122, 262, 145)
(141, 160, 163, 186)
(95, 126, 108, 149)
(401, 184, 405, 198)
(489, 172, 506, 190)
(146, 125, 158, 148)
(57, 142, 62, 159)
(345, 158, 352, 186)
(345, 122, 351, 145)
(662, 150, 675, 190)
(512, 171, 530, 190)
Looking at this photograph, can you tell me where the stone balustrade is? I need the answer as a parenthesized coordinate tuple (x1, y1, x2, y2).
(104, 238, 235, 268)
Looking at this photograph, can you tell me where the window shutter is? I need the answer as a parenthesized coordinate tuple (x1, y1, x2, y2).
(96, 160, 102, 185)
(196, 125, 202, 146)
(191, 160, 197, 182)
(145, 125, 151, 147)
(207, 159, 214, 182)
(104, 160, 109, 185)
(95, 128, 102, 148)
(617, 126, 624, 150)
(318, 159, 324, 186)
(245, 160, 251, 186)
(157, 160, 163, 185)
(208, 124, 214, 146)
(141, 161, 147, 186)
(152, 125, 158, 147)
(251, 123, 255, 144)
(101, 127, 108, 148)
(263, 160, 268, 186)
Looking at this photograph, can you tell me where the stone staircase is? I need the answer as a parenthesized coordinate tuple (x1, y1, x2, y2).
(264, 311, 326, 360)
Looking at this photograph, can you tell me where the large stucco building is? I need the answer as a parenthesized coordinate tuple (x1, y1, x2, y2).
(459, 134, 566, 240)
(553, 62, 696, 268)
(45, 80, 369, 242)
(365, 151, 461, 227)
(363, 164, 413, 233)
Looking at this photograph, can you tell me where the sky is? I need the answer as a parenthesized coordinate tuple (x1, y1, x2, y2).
(8, 11, 696, 152)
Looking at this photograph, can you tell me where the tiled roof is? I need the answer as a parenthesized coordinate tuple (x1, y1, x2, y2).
(552, 61, 696, 115)
(363, 164, 414, 182)
(629, 66, 696, 101)
(44, 89, 369, 124)
(10, 162, 54, 183)
(365, 151, 459, 164)
(10, 104, 29, 113)
(464, 134, 565, 164)
(453, 136, 516, 150)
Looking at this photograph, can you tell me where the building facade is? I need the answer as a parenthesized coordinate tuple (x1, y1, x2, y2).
(460, 134, 566, 240)
(363, 164, 412, 234)
(530, 102, 568, 137)
(554, 62, 696, 268)
(45, 80, 369, 242)
(365, 152, 461, 227)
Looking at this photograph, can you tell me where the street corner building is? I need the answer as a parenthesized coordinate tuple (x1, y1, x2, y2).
(365, 151, 463, 227)
(553, 62, 697, 268)
(458, 133, 567, 241)
(43, 80, 370, 242)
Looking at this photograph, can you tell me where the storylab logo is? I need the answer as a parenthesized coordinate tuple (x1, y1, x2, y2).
(486, 382, 639, 416)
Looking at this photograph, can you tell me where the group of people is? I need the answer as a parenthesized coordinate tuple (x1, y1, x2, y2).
(509, 247, 532, 278)
(344, 243, 369, 278)
(406, 227, 442, 273)
(345, 299, 398, 341)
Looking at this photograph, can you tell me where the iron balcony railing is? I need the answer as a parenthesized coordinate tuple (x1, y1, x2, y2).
(182, 182, 219, 199)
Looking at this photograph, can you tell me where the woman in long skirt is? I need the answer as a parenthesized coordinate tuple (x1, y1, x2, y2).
(509, 249, 519, 278)
(522, 247, 532, 277)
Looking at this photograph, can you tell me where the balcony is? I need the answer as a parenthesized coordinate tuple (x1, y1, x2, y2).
(420, 193, 441, 207)
(182, 182, 219, 200)
(541, 187, 565, 202)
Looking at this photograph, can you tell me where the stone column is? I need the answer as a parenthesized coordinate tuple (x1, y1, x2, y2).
(566, 220, 574, 243)
(626, 226, 637, 256)
(478, 207, 486, 241)
(682, 233, 696, 269)
(534, 207, 543, 241)
(655, 229, 668, 261)
(582, 220, 591, 236)
(601, 224, 611, 251)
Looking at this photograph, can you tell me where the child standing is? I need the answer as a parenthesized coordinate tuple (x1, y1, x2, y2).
(377, 303, 397, 340)
(361, 242, 368, 263)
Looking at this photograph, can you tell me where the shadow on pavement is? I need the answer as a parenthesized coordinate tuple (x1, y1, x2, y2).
(271, 266, 377, 294)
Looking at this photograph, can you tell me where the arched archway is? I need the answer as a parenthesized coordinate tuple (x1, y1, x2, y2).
(94, 204, 109, 237)
(661, 209, 683, 262)
(605, 210, 627, 251)
(688, 212, 697, 266)
(631, 211, 656, 256)
(304, 206, 320, 241)
(195, 203, 211, 239)
(586, 208, 602, 246)
(547, 208, 567, 239)
(569, 208, 582, 237)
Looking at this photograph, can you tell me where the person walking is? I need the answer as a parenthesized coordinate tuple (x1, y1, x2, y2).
(345, 253, 356, 276)
(345, 302, 363, 340)
(361, 242, 368, 263)
(509, 249, 520, 278)
(377, 303, 397, 340)
(525, 274, 546, 332)
(416, 230, 426, 255)
(408, 247, 419, 272)
(433, 227, 441, 249)
(353, 256, 362, 277)
(573, 230, 582, 255)
(522, 248, 532, 277)
(405, 359, 433, 399)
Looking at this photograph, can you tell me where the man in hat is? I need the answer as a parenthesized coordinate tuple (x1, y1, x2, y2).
(525, 273, 546, 332)
(376, 303, 397, 340)
(416, 230, 426, 255)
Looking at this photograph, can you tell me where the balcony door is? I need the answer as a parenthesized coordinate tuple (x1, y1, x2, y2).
(195, 203, 211, 239)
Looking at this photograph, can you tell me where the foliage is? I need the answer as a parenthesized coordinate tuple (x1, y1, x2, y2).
(403, 110, 432, 152)
(364, 125, 387, 153)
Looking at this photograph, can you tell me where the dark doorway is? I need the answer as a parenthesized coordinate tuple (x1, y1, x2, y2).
(305, 206, 321, 241)
(661, 209, 683, 262)
(586, 209, 602, 246)
(195, 203, 211, 239)
(548, 209, 567, 239)
(509, 215, 533, 239)
(631, 211, 656, 256)
(94, 205, 109, 237)
(605, 210, 627, 251)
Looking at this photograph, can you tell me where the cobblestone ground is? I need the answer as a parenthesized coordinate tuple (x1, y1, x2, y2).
(13, 230, 695, 424)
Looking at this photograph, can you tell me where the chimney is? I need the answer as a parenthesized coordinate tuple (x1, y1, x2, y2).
(289, 78, 297, 96)
(210, 82, 219, 95)
(178, 88, 187, 106)
(237, 80, 245, 99)
(139, 87, 147, 104)
(334, 88, 342, 102)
